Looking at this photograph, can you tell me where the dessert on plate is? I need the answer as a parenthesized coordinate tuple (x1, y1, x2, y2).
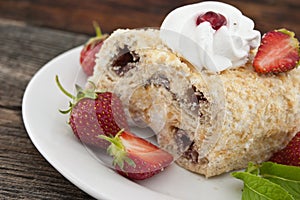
(86, 1, 300, 177)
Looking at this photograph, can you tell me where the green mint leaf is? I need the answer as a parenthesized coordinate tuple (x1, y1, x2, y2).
(232, 172, 295, 200)
(245, 162, 260, 175)
(260, 162, 300, 199)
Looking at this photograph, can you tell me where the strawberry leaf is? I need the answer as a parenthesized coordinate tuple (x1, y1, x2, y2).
(232, 162, 300, 200)
(99, 129, 136, 170)
(59, 102, 73, 114)
(245, 162, 260, 175)
(75, 83, 97, 101)
(260, 162, 300, 199)
(123, 156, 136, 168)
(93, 21, 103, 37)
(55, 75, 75, 99)
(232, 171, 295, 200)
(56, 75, 98, 113)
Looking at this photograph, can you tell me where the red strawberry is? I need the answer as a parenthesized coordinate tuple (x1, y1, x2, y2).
(196, 11, 227, 30)
(56, 75, 129, 149)
(100, 130, 173, 180)
(253, 29, 300, 74)
(269, 132, 300, 166)
(80, 22, 109, 76)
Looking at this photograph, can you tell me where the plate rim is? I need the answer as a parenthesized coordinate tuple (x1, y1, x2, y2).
(22, 46, 179, 200)
(22, 45, 243, 200)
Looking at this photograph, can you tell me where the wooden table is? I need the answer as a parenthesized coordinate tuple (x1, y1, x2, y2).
(1, 0, 299, 199)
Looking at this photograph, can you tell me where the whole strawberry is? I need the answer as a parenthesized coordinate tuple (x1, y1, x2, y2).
(100, 130, 173, 180)
(269, 132, 300, 166)
(56, 75, 129, 149)
(80, 22, 109, 76)
(253, 29, 300, 74)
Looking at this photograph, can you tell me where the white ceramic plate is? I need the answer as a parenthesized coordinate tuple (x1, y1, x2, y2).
(22, 46, 243, 200)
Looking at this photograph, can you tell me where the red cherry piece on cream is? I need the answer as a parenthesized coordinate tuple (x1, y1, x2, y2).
(196, 11, 227, 30)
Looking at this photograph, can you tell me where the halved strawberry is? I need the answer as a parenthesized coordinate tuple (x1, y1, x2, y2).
(100, 130, 174, 180)
(80, 22, 109, 76)
(56, 76, 129, 149)
(253, 29, 300, 74)
(269, 132, 300, 166)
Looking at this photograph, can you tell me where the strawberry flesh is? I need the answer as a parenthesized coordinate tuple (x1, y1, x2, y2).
(101, 131, 173, 180)
(253, 29, 300, 74)
(269, 132, 300, 166)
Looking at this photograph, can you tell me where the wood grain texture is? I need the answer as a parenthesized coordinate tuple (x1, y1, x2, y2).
(0, 20, 94, 199)
(0, 0, 299, 36)
(0, 0, 300, 199)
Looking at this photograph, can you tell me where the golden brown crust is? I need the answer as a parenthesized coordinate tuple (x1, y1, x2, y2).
(177, 66, 300, 177)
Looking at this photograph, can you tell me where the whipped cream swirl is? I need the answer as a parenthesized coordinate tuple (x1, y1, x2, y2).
(160, 1, 261, 72)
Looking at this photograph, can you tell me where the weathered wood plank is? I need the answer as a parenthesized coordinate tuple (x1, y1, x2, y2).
(1, 0, 300, 198)
(0, 21, 87, 108)
(0, 21, 93, 199)
(0, 0, 299, 36)
(0, 124, 94, 199)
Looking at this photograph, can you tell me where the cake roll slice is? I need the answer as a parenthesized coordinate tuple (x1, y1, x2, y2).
(88, 28, 300, 177)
